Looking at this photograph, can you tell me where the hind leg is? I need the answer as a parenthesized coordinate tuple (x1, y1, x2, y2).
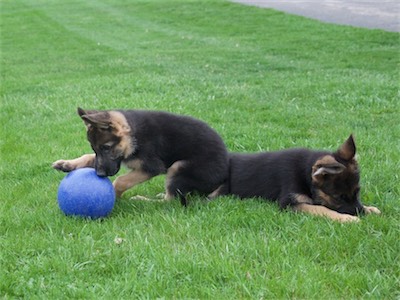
(166, 174, 198, 206)
(207, 184, 226, 200)
(164, 161, 193, 207)
(165, 160, 224, 205)
(164, 161, 187, 200)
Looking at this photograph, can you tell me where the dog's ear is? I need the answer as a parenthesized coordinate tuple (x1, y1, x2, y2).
(312, 159, 346, 185)
(77, 107, 87, 117)
(77, 107, 111, 130)
(337, 134, 356, 161)
(312, 162, 346, 177)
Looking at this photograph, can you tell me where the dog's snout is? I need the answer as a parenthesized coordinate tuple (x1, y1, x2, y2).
(96, 168, 107, 177)
(95, 161, 120, 177)
(337, 202, 364, 216)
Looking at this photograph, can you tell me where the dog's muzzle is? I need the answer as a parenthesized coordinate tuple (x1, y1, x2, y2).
(95, 156, 121, 177)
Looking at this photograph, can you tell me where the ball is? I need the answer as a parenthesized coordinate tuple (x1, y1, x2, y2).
(57, 168, 115, 219)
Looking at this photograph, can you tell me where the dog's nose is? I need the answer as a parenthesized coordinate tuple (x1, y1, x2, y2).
(96, 169, 107, 177)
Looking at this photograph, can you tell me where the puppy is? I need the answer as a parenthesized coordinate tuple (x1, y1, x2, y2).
(53, 108, 229, 206)
(219, 135, 380, 222)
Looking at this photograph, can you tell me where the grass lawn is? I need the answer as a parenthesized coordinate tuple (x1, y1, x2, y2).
(1, 0, 399, 298)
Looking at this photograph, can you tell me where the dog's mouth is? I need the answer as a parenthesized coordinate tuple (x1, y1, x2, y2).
(96, 167, 119, 177)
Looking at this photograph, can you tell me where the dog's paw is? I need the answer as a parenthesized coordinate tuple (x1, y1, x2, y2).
(52, 160, 76, 172)
(363, 206, 381, 215)
(338, 214, 360, 223)
(129, 195, 167, 202)
(130, 195, 153, 201)
(156, 193, 169, 200)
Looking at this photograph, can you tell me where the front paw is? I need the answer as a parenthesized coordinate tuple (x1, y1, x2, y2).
(363, 206, 381, 215)
(338, 214, 360, 223)
(52, 160, 76, 172)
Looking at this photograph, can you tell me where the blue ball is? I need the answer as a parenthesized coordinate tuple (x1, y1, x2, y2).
(57, 168, 115, 219)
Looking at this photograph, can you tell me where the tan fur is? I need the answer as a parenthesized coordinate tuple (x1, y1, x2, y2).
(293, 193, 313, 205)
(165, 161, 187, 200)
(314, 155, 338, 166)
(312, 155, 338, 180)
(363, 206, 381, 214)
(52, 154, 95, 171)
(124, 158, 143, 170)
(348, 159, 359, 173)
(316, 189, 337, 208)
(338, 139, 354, 161)
(293, 203, 360, 223)
(113, 170, 151, 198)
(109, 111, 135, 159)
(111, 159, 153, 197)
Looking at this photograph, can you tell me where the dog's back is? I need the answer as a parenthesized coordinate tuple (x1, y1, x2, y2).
(121, 110, 228, 187)
(122, 110, 227, 168)
(227, 149, 328, 207)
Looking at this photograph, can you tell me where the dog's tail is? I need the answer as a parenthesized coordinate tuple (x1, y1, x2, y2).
(176, 189, 187, 207)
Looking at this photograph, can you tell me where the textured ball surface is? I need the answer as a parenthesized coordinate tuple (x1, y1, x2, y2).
(57, 168, 115, 219)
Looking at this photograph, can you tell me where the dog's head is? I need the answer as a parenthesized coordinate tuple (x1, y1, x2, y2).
(311, 135, 364, 215)
(78, 107, 134, 177)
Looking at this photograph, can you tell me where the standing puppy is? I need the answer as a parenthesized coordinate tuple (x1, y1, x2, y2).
(53, 108, 229, 206)
(220, 135, 380, 222)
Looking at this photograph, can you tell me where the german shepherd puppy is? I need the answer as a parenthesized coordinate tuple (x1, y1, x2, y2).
(53, 108, 229, 205)
(219, 135, 380, 222)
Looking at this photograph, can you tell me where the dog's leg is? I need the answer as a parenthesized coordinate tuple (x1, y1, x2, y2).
(293, 203, 360, 223)
(113, 170, 152, 198)
(363, 205, 381, 214)
(165, 160, 225, 206)
(165, 160, 187, 201)
(52, 154, 95, 172)
(207, 184, 225, 200)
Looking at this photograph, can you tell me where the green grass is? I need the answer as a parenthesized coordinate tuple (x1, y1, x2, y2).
(1, 0, 399, 298)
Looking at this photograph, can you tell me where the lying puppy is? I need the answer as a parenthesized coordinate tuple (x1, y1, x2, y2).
(53, 108, 229, 206)
(219, 135, 380, 222)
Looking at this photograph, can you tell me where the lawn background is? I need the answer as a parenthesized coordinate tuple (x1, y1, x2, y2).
(1, 0, 399, 298)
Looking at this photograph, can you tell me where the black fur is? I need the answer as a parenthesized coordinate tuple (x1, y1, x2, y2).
(225, 149, 323, 207)
(220, 136, 366, 216)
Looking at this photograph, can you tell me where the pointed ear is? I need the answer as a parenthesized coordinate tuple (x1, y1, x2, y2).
(77, 107, 100, 118)
(78, 109, 111, 130)
(77, 107, 86, 117)
(337, 134, 356, 161)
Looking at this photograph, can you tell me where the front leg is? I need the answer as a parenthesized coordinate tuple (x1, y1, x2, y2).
(113, 170, 153, 198)
(293, 203, 360, 223)
(52, 154, 95, 172)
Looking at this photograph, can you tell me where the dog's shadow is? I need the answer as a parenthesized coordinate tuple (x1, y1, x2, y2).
(110, 194, 187, 217)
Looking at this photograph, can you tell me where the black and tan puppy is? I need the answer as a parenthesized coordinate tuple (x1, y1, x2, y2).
(219, 135, 380, 222)
(53, 108, 229, 205)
